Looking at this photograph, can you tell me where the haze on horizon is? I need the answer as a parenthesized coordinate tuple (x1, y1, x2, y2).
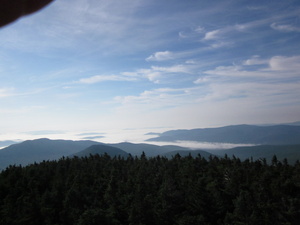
(0, 0, 300, 143)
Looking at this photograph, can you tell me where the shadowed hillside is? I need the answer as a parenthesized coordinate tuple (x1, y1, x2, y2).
(0, 138, 101, 169)
(147, 125, 300, 145)
(72, 144, 129, 158)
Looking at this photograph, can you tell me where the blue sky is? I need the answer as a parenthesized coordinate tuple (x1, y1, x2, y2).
(0, 0, 300, 143)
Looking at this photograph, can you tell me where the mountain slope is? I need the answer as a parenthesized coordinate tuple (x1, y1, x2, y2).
(0, 139, 192, 169)
(109, 142, 191, 157)
(0, 138, 101, 169)
(146, 125, 300, 145)
(0, 141, 18, 148)
(207, 144, 300, 164)
(72, 145, 129, 158)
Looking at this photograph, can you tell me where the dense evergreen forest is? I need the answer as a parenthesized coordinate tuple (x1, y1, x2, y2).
(0, 154, 299, 225)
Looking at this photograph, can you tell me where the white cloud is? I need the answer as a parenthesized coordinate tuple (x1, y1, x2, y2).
(146, 65, 194, 83)
(200, 15, 299, 49)
(152, 65, 192, 74)
(112, 74, 300, 130)
(1, 0, 300, 138)
(191, 55, 300, 111)
(203, 29, 221, 40)
(268, 55, 300, 72)
(203, 55, 300, 78)
(145, 72, 161, 84)
(114, 87, 192, 110)
(271, 23, 300, 32)
(146, 51, 174, 61)
(201, 27, 235, 49)
(187, 81, 300, 121)
(76, 63, 194, 85)
(146, 50, 194, 62)
(242, 55, 268, 65)
(77, 74, 137, 84)
(203, 65, 254, 77)
(120, 64, 195, 83)
(194, 77, 211, 84)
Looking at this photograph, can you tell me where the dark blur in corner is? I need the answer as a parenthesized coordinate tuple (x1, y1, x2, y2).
(0, 0, 54, 27)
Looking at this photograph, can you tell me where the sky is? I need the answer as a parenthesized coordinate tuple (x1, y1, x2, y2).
(0, 0, 300, 143)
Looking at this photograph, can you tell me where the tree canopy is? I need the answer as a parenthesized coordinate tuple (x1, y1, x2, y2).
(0, 153, 299, 224)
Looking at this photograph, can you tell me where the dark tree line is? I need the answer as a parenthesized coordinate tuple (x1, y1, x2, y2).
(0, 153, 299, 225)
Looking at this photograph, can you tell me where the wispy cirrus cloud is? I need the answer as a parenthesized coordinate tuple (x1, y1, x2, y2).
(1, 0, 184, 54)
(1, 0, 300, 138)
(192, 55, 300, 106)
(152, 65, 193, 74)
(115, 54, 300, 112)
(76, 64, 192, 86)
(139, 64, 194, 83)
(98, 64, 196, 84)
(242, 55, 268, 65)
(114, 87, 193, 110)
(203, 30, 221, 41)
(203, 55, 300, 78)
(146, 51, 174, 61)
(268, 55, 300, 72)
(271, 23, 300, 32)
(77, 74, 137, 84)
(113, 80, 300, 123)
(197, 11, 300, 49)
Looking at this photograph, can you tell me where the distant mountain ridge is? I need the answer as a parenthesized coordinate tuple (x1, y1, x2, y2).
(146, 124, 300, 145)
(1, 132, 300, 169)
(0, 139, 194, 169)
(0, 138, 101, 169)
(0, 141, 18, 148)
(207, 144, 300, 164)
(72, 145, 129, 158)
(108, 142, 190, 157)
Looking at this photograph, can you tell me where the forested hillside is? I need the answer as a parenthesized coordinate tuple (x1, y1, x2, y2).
(0, 154, 299, 225)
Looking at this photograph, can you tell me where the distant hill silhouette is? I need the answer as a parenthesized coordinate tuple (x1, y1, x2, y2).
(208, 144, 300, 164)
(0, 141, 18, 148)
(0, 138, 101, 169)
(146, 124, 300, 145)
(162, 145, 300, 164)
(0, 139, 190, 169)
(1, 136, 300, 170)
(72, 145, 129, 158)
(109, 142, 190, 157)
